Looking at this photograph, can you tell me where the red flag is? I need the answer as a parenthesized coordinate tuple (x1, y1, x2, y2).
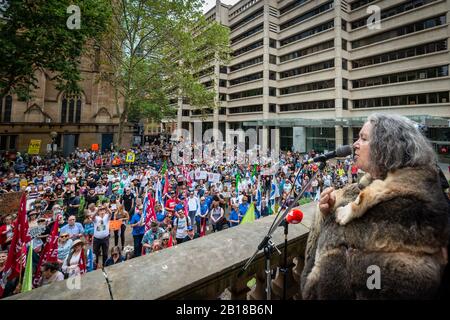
(144, 193, 157, 233)
(163, 172, 169, 196)
(167, 233, 173, 247)
(32, 215, 60, 287)
(1, 193, 30, 297)
(200, 218, 206, 237)
(78, 248, 87, 275)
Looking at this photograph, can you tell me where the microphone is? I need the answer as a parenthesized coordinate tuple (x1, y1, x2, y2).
(285, 208, 304, 224)
(306, 145, 352, 164)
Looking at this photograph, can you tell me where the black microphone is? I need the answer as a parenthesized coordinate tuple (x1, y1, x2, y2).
(306, 145, 353, 164)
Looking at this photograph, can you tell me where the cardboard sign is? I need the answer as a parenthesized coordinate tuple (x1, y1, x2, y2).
(126, 152, 135, 163)
(0, 192, 23, 217)
(92, 144, 99, 151)
(208, 173, 221, 183)
(194, 170, 208, 180)
(28, 140, 41, 155)
(109, 220, 122, 231)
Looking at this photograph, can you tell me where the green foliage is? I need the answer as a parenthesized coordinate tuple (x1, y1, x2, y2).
(100, 0, 230, 144)
(0, 0, 111, 98)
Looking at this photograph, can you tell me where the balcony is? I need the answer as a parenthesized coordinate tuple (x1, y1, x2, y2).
(8, 203, 316, 300)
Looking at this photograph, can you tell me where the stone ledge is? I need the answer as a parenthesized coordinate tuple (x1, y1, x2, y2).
(8, 202, 316, 300)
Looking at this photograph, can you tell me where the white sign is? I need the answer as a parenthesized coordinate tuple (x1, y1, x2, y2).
(194, 170, 208, 180)
(208, 173, 221, 184)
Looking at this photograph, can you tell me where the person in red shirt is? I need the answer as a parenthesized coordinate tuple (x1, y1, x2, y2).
(0, 215, 14, 251)
(351, 163, 359, 183)
(165, 191, 177, 216)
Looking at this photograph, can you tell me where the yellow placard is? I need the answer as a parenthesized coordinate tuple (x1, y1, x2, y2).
(126, 152, 135, 163)
(28, 140, 41, 155)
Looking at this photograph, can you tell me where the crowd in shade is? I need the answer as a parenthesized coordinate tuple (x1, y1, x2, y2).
(0, 139, 360, 298)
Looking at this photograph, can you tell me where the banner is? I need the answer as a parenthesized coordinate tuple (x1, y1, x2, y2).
(126, 152, 135, 163)
(208, 173, 221, 184)
(194, 170, 208, 180)
(27, 140, 41, 155)
(91, 144, 99, 151)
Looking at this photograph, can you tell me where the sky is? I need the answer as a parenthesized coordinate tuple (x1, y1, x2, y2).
(202, 0, 240, 13)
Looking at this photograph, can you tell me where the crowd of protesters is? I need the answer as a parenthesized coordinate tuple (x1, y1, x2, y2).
(0, 139, 360, 298)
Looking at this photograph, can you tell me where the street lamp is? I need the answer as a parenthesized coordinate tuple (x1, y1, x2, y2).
(50, 131, 58, 158)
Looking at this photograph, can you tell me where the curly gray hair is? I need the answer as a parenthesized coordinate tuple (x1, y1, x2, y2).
(367, 113, 436, 178)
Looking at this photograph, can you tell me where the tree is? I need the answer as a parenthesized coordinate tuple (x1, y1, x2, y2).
(0, 0, 111, 99)
(98, 0, 230, 147)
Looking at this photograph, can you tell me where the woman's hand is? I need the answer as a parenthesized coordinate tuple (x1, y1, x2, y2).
(318, 187, 336, 216)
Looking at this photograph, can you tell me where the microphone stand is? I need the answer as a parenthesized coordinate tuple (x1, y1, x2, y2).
(239, 160, 326, 300)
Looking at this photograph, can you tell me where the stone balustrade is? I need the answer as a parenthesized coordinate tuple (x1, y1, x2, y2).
(7, 202, 316, 300)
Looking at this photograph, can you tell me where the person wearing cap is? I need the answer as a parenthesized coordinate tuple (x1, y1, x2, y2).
(141, 221, 165, 254)
(62, 239, 85, 278)
(57, 232, 73, 264)
(173, 208, 191, 245)
(183, 225, 199, 242)
(165, 190, 177, 214)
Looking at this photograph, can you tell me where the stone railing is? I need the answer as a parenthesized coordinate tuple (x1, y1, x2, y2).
(8, 202, 316, 300)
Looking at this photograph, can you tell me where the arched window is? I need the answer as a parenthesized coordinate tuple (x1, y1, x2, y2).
(61, 95, 82, 123)
(0, 95, 13, 122)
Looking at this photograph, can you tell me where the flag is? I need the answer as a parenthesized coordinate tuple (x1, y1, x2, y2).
(79, 248, 87, 275)
(167, 233, 173, 247)
(256, 177, 262, 216)
(240, 203, 256, 224)
(1, 193, 30, 298)
(33, 216, 60, 287)
(143, 192, 156, 233)
(252, 164, 257, 178)
(62, 163, 70, 178)
(161, 160, 168, 175)
(87, 248, 94, 272)
(235, 172, 241, 193)
(163, 172, 169, 196)
(21, 242, 33, 293)
(200, 218, 206, 237)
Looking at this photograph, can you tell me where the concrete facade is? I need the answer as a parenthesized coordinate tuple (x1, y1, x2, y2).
(176, 0, 450, 155)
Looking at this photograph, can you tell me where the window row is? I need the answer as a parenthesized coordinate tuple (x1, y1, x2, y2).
(61, 97, 82, 123)
(279, 40, 334, 63)
(0, 135, 17, 151)
(280, 0, 309, 15)
(352, 40, 448, 69)
(352, 15, 446, 49)
(229, 105, 263, 114)
(351, 0, 438, 29)
(353, 91, 449, 108)
(280, 79, 335, 95)
(232, 39, 263, 57)
(230, 55, 263, 72)
(229, 71, 263, 86)
(350, 0, 376, 11)
(231, 23, 263, 44)
(279, 59, 334, 79)
(279, 100, 335, 112)
(229, 88, 263, 100)
(280, 20, 334, 47)
(280, 1, 333, 31)
(352, 65, 449, 88)
(230, 8, 263, 31)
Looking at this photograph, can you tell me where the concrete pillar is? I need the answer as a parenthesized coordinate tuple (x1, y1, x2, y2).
(334, 0, 344, 120)
(293, 127, 306, 153)
(189, 122, 194, 142)
(348, 127, 354, 145)
(261, 0, 271, 153)
(335, 125, 344, 148)
(273, 127, 280, 155)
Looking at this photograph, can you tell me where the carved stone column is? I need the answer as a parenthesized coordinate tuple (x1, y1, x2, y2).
(271, 256, 298, 300)
(229, 276, 252, 300)
(248, 269, 267, 300)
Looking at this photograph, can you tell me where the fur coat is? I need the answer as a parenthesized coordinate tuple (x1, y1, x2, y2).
(301, 166, 449, 299)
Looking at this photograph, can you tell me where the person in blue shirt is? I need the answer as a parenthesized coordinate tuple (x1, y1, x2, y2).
(196, 197, 209, 235)
(155, 203, 165, 223)
(129, 210, 145, 257)
(228, 204, 240, 227)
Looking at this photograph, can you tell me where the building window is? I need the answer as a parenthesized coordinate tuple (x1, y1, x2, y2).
(279, 60, 334, 79)
(343, 79, 348, 90)
(280, 0, 309, 15)
(232, 40, 263, 57)
(230, 72, 263, 86)
(269, 54, 277, 64)
(182, 110, 190, 116)
(342, 59, 348, 70)
(0, 135, 18, 151)
(269, 104, 277, 113)
(219, 79, 227, 88)
(279, 40, 334, 63)
(343, 99, 348, 110)
(220, 66, 228, 74)
(230, 8, 264, 31)
(342, 39, 347, 51)
(352, 15, 446, 49)
(280, 100, 335, 111)
(269, 87, 277, 96)
(269, 39, 277, 48)
(352, 65, 449, 88)
(229, 88, 263, 100)
(269, 72, 276, 80)
(280, 79, 335, 95)
(61, 95, 82, 123)
(352, 40, 448, 69)
(280, 1, 334, 31)
(341, 19, 347, 31)
(0, 95, 12, 122)
(231, 23, 264, 44)
(280, 20, 334, 47)
(230, 56, 263, 72)
(229, 105, 263, 114)
(353, 91, 450, 108)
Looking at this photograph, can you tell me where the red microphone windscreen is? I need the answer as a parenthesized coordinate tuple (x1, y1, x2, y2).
(286, 208, 304, 224)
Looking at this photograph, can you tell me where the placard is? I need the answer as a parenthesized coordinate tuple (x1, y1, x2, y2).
(28, 140, 41, 155)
